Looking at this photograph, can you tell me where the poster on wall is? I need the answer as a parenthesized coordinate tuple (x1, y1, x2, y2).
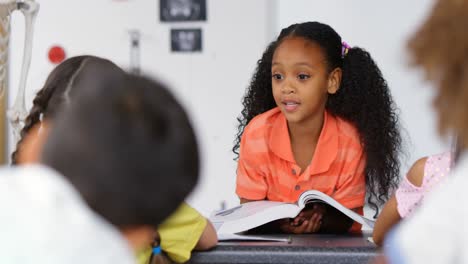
(160, 0, 207, 22)
(171, 28, 202, 52)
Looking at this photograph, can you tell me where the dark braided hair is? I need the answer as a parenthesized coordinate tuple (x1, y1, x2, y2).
(233, 22, 402, 215)
(11, 55, 113, 164)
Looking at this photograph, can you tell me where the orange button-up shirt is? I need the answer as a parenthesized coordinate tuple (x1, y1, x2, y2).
(236, 108, 366, 230)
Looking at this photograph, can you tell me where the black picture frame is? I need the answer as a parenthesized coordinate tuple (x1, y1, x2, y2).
(160, 0, 207, 22)
(170, 28, 202, 52)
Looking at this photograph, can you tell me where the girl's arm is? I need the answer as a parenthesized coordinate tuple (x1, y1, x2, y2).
(372, 194, 401, 246)
(194, 219, 218, 250)
(372, 157, 427, 246)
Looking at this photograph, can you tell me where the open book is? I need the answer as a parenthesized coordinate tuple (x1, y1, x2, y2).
(210, 190, 375, 237)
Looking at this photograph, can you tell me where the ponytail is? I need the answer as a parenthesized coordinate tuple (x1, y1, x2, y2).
(327, 47, 402, 216)
(11, 89, 50, 164)
(10, 56, 96, 164)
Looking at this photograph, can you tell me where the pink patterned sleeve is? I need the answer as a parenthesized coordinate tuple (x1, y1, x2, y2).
(395, 152, 451, 218)
(395, 176, 424, 218)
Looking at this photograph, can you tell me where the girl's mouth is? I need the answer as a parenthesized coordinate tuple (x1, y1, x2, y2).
(283, 101, 300, 112)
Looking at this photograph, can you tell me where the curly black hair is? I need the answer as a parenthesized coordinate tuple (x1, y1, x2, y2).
(233, 22, 402, 215)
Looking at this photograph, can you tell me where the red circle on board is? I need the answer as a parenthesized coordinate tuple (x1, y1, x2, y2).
(48, 46, 66, 64)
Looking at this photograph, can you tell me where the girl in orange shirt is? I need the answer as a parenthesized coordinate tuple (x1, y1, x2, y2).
(234, 21, 402, 234)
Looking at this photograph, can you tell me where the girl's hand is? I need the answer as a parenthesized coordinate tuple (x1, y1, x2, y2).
(280, 204, 326, 233)
(293, 203, 326, 225)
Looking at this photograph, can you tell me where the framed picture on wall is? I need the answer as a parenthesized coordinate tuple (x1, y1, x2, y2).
(171, 28, 202, 52)
(160, 0, 207, 22)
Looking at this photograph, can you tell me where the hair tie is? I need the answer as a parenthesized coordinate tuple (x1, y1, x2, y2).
(152, 246, 161, 255)
(341, 41, 351, 58)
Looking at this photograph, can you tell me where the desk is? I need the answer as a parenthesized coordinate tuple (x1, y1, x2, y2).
(189, 232, 379, 264)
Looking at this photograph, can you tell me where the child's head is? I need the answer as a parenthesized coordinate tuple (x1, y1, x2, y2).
(407, 0, 468, 150)
(40, 60, 199, 234)
(235, 21, 402, 213)
(271, 34, 341, 124)
(11, 55, 122, 164)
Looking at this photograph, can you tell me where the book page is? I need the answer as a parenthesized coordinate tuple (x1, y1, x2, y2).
(210, 201, 300, 235)
(298, 190, 375, 229)
(211, 201, 286, 221)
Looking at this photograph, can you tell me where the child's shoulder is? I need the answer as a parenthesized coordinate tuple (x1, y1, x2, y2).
(426, 151, 452, 167)
(406, 157, 429, 187)
(406, 152, 451, 187)
(424, 151, 452, 177)
(159, 202, 205, 228)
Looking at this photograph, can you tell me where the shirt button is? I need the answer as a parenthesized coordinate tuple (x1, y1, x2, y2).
(295, 185, 300, 191)
(291, 169, 296, 175)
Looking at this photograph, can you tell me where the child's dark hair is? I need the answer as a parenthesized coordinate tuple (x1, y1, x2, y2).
(408, 0, 468, 151)
(11, 55, 116, 164)
(233, 21, 402, 214)
(41, 60, 199, 227)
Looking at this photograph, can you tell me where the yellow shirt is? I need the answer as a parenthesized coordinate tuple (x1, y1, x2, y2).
(137, 203, 207, 264)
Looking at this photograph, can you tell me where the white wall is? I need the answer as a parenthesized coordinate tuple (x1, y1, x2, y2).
(274, 0, 449, 174)
(9, 0, 273, 216)
(8, 0, 448, 217)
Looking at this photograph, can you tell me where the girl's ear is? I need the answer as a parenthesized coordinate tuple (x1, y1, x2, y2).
(327, 68, 342, 94)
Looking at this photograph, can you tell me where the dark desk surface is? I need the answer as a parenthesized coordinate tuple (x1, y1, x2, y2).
(189, 232, 379, 264)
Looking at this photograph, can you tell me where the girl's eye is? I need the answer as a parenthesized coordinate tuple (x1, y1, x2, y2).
(272, 73, 283, 80)
(298, 74, 310, 80)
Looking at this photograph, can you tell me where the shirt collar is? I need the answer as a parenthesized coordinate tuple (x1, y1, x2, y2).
(269, 110, 339, 176)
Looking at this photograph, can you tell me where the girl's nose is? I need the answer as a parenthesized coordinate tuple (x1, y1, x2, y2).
(281, 82, 295, 94)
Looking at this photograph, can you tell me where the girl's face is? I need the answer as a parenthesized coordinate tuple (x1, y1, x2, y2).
(271, 37, 341, 125)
